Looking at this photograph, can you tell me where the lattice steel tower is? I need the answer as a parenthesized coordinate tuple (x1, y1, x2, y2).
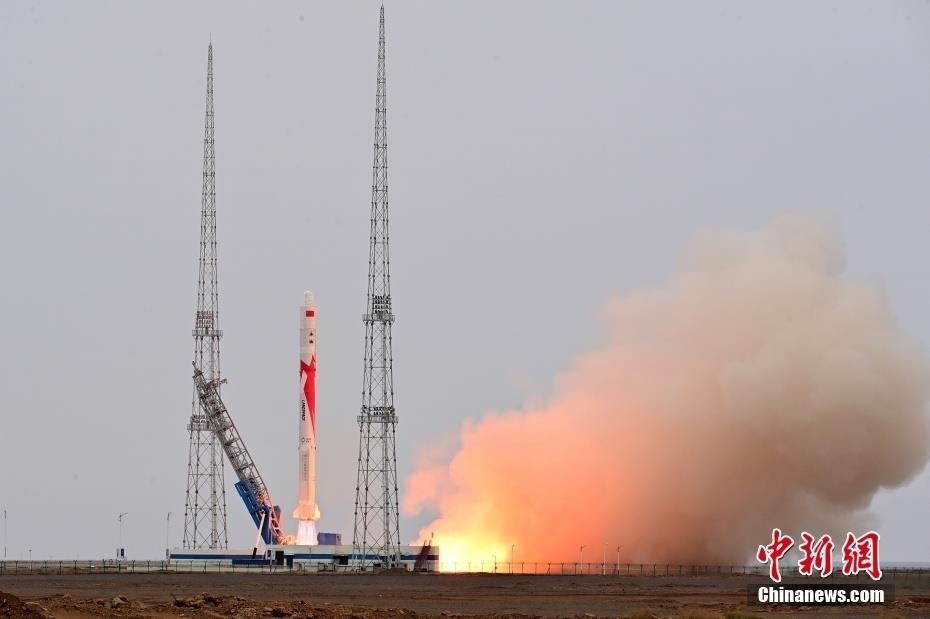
(182, 42, 228, 550)
(352, 5, 402, 569)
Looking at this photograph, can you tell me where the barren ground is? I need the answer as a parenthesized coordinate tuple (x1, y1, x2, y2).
(2, 572, 929, 618)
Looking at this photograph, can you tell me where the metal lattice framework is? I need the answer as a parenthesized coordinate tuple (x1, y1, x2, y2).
(352, 5, 402, 569)
(191, 365, 286, 545)
(182, 42, 228, 550)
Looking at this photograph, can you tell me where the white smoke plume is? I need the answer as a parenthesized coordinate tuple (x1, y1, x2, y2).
(404, 216, 930, 566)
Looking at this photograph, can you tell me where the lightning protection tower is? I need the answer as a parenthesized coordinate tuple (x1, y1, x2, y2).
(352, 5, 402, 569)
(182, 42, 228, 550)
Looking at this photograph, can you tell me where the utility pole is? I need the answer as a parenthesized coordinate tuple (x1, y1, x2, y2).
(602, 542, 607, 575)
(352, 5, 402, 570)
(165, 512, 171, 559)
(182, 40, 228, 551)
(118, 512, 128, 560)
(3, 509, 6, 560)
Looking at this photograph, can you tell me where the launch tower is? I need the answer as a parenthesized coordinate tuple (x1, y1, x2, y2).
(352, 6, 402, 569)
(182, 42, 229, 550)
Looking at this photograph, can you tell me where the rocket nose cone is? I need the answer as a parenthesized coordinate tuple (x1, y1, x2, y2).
(303, 291, 315, 306)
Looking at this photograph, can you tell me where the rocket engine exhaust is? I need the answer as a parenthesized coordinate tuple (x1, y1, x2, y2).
(404, 216, 930, 566)
(294, 291, 321, 545)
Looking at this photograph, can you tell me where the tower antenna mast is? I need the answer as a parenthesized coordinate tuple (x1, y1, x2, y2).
(182, 41, 228, 550)
(352, 5, 402, 569)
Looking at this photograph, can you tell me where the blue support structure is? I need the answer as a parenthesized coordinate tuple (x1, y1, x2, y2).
(234, 481, 283, 546)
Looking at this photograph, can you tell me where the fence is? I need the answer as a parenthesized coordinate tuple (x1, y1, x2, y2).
(435, 562, 930, 582)
(0, 560, 321, 575)
(1, 560, 928, 582)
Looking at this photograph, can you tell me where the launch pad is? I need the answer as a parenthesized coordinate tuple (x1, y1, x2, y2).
(168, 544, 439, 571)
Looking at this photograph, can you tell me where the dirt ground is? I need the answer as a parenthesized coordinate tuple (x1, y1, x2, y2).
(2, 572, 929, 618)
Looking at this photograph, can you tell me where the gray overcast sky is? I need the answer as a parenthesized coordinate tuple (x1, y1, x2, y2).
(2, 0, 930, 561)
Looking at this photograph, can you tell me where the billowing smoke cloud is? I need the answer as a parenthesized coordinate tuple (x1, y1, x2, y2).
(404, 217, 930, 566)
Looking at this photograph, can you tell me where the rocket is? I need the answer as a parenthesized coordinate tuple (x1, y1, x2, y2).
(293, 291, 321, 544)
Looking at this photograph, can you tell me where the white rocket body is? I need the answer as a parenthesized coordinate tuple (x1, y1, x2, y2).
(293, 291, 320, 544)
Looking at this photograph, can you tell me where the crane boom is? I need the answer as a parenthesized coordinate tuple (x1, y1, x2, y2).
(192, 363, 288, 545)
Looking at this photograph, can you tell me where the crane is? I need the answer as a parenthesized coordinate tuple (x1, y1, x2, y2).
(192, 363, 288, 546)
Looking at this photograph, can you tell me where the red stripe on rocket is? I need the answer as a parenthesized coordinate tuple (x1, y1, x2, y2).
(300, 360, 316, 433)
